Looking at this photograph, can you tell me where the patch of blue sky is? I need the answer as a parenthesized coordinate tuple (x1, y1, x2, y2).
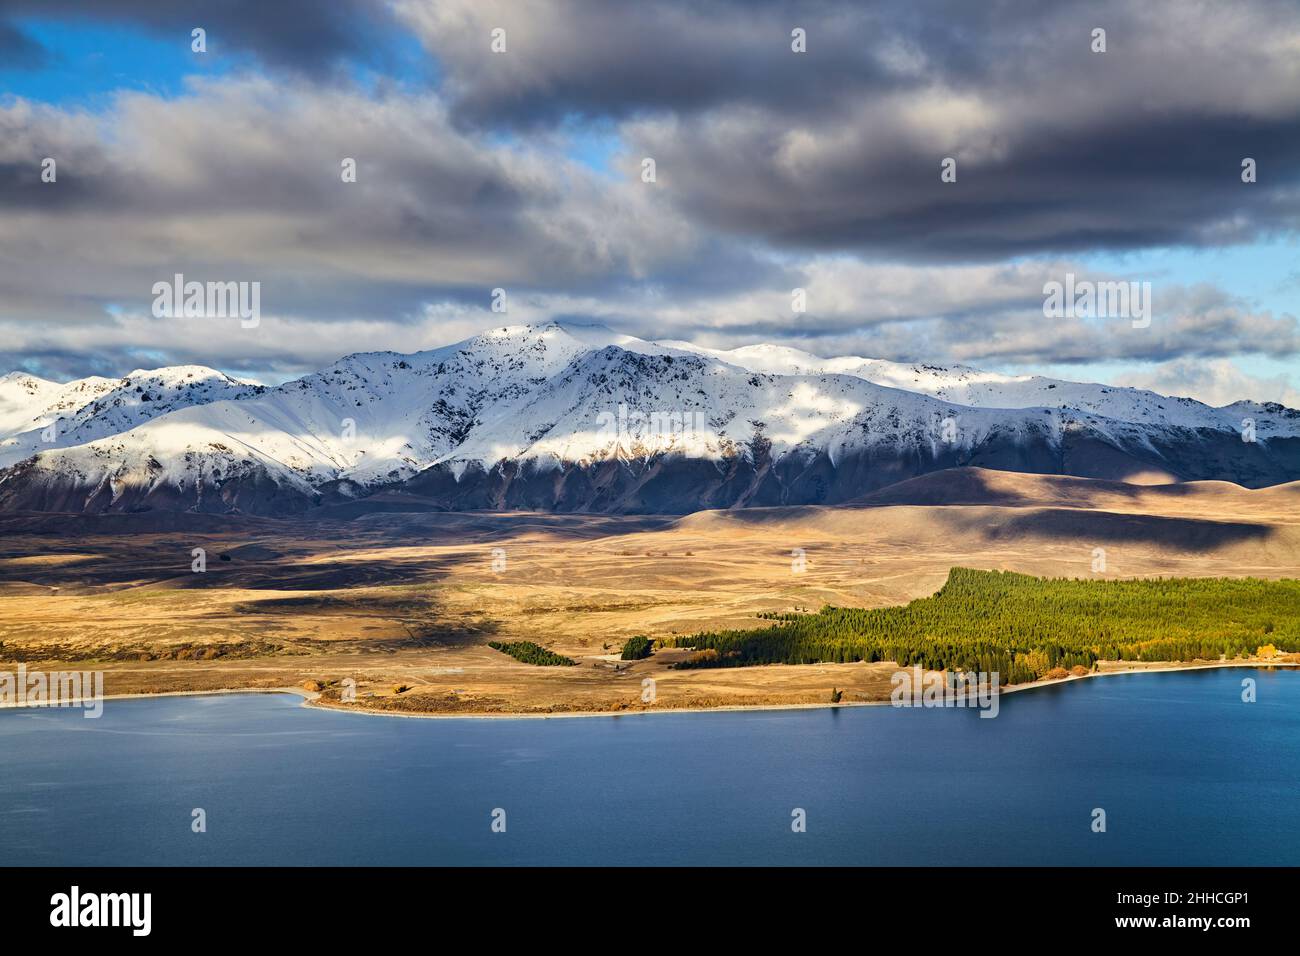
(477, 114, 623, 177)
(1073, 240, 1299, 317)
(560, 116, 623, 176)
(1, 17, 437, 107)
(123, 348, 172, 369)
(0, 19, 231, 107)
(342, 27, 437, 96)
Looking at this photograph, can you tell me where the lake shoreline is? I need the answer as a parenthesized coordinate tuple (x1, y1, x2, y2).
(7, 659, 1293, 721)
(304, 659, 1298, 720)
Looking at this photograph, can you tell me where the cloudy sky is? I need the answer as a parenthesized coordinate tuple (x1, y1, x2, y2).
(1, 0, 1298, 406)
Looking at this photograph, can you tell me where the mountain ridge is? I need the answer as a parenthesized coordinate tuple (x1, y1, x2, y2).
(2, 322, 1297, 516)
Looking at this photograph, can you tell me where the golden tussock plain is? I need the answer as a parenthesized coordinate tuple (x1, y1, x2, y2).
(2, 468, 1298, 715)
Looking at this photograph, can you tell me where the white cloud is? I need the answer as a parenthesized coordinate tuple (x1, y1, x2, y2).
(1114, 359, 1300, 408)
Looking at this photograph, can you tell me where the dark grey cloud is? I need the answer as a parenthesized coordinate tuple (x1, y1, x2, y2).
(398, 0, 898, 125)
(404, 0, 1300, 259)
(405, 0, 1300, 125)
(9, 0, 1300, 262)
(398, 0, 1046, 125)
(626, 109, 1300, 261)
(0, 79, 707, 334)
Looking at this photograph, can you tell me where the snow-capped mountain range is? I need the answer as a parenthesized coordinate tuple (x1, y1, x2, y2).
(1, 322, 1297, 515)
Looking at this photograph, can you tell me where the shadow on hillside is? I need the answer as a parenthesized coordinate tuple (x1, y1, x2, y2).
(932, 507, 1275, 550)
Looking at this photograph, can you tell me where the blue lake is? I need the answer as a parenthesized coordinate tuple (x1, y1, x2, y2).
(2, 668, 1298, 866)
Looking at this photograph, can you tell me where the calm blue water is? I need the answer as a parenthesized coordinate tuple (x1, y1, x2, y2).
(2, 668, 1298, 866)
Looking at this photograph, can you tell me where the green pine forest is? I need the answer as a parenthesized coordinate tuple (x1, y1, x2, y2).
(488, 640, 577, 666)
(620, 636, 655, 660)
(668, 568, 1300, 684)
